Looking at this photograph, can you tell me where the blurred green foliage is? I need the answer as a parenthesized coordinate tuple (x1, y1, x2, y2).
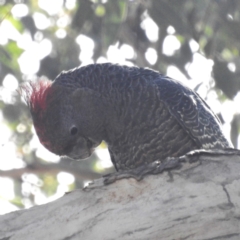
(0, 0, 240, 210)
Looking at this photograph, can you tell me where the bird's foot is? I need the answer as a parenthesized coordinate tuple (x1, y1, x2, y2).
(88, 148, 240, 187)
(103, 157, 182, 185)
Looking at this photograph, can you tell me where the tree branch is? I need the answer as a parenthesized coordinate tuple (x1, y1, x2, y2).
(1, 150, 240, 240)
(0, 158, 101, 181)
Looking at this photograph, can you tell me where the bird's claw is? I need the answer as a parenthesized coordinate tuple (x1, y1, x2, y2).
(102, 158, 182, 185)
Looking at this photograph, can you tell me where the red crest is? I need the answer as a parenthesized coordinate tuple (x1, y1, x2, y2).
(20, 78, 53, 113)
(19, 78, 54, 151)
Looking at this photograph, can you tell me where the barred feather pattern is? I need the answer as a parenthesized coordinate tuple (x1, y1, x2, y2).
(51, 63, 232, 170)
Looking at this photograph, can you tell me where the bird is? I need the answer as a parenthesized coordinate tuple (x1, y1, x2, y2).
(20, 63, 232, 172)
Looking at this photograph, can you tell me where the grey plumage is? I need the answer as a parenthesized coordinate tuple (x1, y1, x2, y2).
(47, 63, 232, 171)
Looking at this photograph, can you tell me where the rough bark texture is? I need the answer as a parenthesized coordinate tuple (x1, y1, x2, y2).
(1, 152, 240, 240)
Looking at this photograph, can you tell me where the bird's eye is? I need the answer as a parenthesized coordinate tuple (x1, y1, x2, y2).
(70, 126, 78, 136)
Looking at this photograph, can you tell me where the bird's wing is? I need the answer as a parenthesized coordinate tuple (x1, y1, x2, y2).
(157, 77, 232, 149)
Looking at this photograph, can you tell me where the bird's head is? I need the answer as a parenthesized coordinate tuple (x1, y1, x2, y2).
(20, 78, 101, 160)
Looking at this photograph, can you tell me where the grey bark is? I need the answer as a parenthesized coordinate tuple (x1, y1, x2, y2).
(1, 151, 240, 240)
